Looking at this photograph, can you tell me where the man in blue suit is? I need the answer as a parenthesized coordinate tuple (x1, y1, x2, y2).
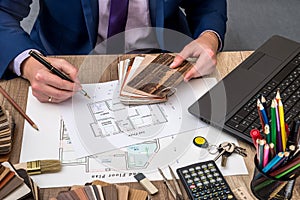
(0, 0, 227, 103)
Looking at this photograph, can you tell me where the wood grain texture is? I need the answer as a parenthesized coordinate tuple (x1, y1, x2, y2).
(1, 51, 299, 199)
(126, 54, 193, 97)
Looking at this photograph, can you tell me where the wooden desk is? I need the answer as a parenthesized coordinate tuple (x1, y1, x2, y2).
(0, 51, 299, 199)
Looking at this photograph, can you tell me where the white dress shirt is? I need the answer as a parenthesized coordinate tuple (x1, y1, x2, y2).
(94, 0, 159, 53)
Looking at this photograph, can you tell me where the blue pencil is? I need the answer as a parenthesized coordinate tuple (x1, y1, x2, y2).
(262, 152, 284, 173)
(261, 95, 268, 116)
(259, 103, 269, 126)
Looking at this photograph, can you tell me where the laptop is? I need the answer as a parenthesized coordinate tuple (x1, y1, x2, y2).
(188, 35, 300, 144)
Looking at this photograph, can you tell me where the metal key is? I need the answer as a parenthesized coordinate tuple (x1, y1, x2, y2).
(232, 143, 247, 157)
(221, 143, 235, 167)
(213, 142, 231, 162)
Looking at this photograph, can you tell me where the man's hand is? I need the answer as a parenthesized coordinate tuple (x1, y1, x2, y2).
(21, 56, 81, 103)
(170, 31, 219, 82)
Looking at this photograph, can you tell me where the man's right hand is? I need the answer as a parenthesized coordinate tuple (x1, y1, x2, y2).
(21, 57, 81, 103)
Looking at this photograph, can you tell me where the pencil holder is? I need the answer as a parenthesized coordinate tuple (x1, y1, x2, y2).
(250, 155, 297, 200)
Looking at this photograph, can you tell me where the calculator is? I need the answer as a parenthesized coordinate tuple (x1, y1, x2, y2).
(176, 160, 236, 200)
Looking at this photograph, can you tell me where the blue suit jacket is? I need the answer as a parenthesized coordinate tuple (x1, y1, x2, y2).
(0, 0, 227, 78)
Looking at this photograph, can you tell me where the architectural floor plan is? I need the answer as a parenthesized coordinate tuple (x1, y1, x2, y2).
(62, 80, 205, 157)
(59, 118, 163, 172)
(87, 99, 168, 138)
(20, 78, 248, 188)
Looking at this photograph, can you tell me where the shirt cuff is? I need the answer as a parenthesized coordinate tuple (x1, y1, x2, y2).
(10, 49, 40, 76)
(200, 30, 223, 52)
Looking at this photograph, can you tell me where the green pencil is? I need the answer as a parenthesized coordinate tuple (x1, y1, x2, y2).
(253, 178, 275, 191)
(270, 99, 277, 147)
(275, 163, 300, 179)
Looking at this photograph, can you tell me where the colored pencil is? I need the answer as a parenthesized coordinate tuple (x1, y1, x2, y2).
(288, 147, 300, 161)
(278, 99, 287, 151)
(285, 123, 290, 138)
(263, 144, 270, 167)
(275, 99, 282, 153)
(261, 95, 268, 116)
(270, 99, 277, 146)
(259, 103, 269, 126)
(252, 92, 299, 197)
(269, 151, 289, 172)
(275, 163, 300, 179)
(275, 90, 281, 103)
(257, 99, 265, 130)
(262, 152, 284, 173)
(269, 181, 288, 199)
(253, 179, 275, 191)
(264, 124, 271, 144)
(269, 143, 276, 160)
(269, 156, 300, 177)
(258, 139, 266, 169)
(0, 86, 39, 131)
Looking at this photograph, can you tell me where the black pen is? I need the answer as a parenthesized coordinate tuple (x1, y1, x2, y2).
(29, 50, 90, 99)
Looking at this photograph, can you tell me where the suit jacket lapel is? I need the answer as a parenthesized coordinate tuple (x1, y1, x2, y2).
(149, 0, 165, 50)
(81, 0, 99, 48)
(149, 0, 164, 27)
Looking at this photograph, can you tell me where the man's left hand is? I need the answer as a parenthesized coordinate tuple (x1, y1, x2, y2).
(170, 31, 219, 82)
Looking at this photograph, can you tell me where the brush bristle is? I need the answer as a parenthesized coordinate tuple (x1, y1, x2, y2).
(40, 160, 62, 173)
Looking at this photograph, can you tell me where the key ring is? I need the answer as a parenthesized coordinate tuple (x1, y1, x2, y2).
(207, 144, 218, 155)
(193, 136, 218, 155)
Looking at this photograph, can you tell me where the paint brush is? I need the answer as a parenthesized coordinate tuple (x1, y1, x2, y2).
(14, 160, 61, 175)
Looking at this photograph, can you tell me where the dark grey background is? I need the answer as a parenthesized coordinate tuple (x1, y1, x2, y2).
(21, 0, 300, 51)
(225, 0, 300, 50)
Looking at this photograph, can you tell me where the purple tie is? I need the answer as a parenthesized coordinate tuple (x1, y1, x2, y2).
(107, 0, 129, 38)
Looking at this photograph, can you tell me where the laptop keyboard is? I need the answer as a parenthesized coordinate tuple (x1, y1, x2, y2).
(226, 53, 300, 137)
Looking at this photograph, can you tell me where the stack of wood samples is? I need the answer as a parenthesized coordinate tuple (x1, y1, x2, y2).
(118, 53, 193, 105)
(0, 106, 14, 156)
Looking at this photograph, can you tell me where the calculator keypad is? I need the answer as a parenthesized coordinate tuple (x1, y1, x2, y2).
(176, 160, 236, 200)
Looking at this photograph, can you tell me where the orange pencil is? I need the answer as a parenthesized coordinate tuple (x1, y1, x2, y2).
(275, 90, 281, 103)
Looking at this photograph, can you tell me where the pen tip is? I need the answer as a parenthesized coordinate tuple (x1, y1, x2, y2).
(33, 124, 39, 131)
(80, 89, 91, 99)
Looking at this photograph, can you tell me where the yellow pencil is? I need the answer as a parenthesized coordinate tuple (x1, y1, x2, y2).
(278, 99, 286, 151)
